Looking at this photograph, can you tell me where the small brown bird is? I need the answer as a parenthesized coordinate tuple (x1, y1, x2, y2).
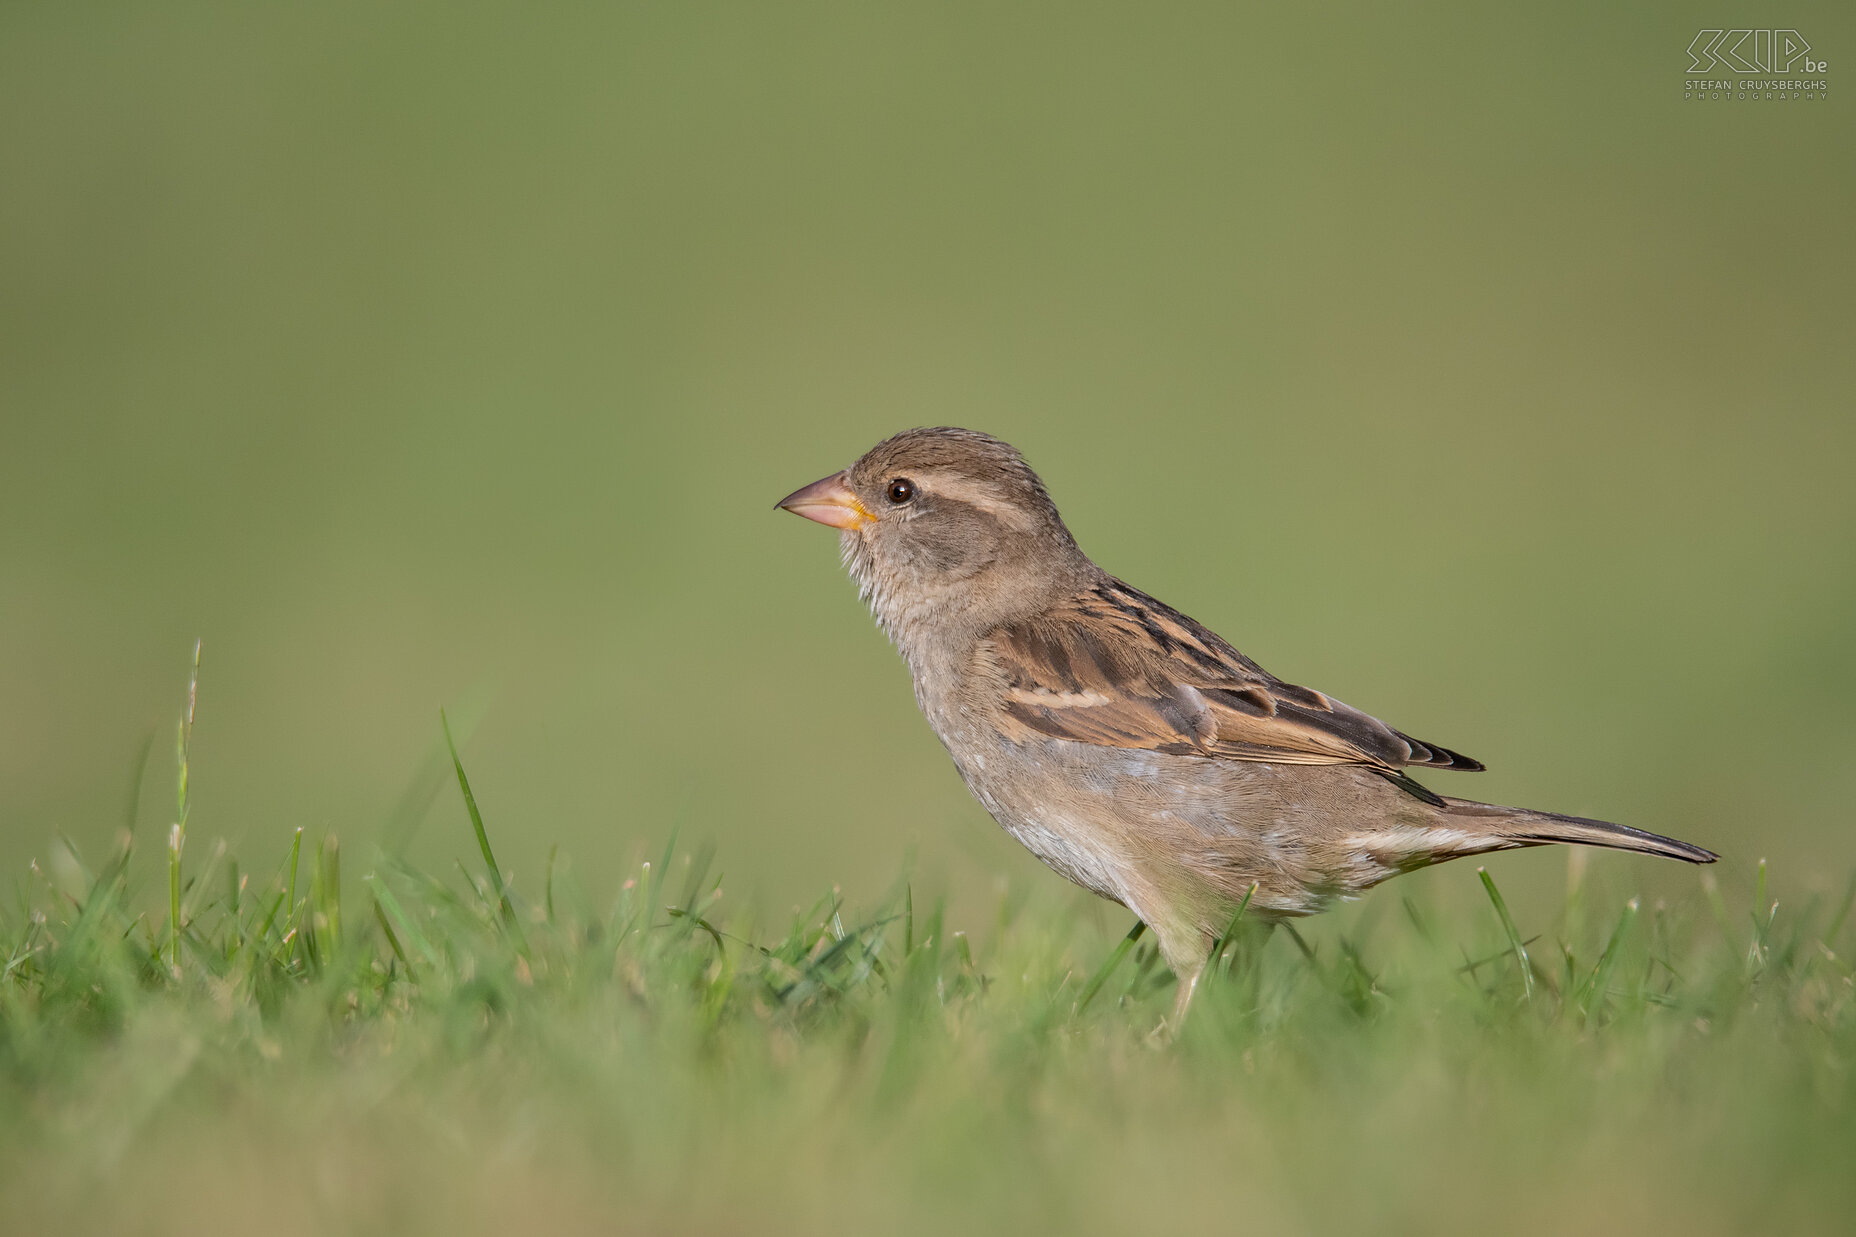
(778, 427, 1716, 1025)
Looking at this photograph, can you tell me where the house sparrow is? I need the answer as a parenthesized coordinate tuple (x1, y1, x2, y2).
(778, 427, 1716, 1024)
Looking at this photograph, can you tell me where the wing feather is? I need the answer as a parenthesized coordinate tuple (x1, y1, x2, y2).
(986, 580, 1484, 774)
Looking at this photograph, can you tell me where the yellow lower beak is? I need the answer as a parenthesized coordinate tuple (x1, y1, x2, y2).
(776, 471, 875, 530)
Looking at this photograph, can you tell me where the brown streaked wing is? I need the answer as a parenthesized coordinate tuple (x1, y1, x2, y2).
(984, 580, 1484, 774)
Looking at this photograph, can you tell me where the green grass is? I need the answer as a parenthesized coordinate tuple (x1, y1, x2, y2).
(2, 724, 1853, 1235)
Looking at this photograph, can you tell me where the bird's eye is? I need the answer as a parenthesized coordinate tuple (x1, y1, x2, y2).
(887, 478, 916, 505)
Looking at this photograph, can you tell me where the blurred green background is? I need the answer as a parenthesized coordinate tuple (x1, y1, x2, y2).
(2, 2, 1851, 927)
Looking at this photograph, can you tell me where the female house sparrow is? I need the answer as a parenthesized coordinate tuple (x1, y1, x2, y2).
(778, 427, 1716, 1023)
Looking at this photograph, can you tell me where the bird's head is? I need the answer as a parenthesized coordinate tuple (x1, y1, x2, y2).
(778, 427, 1090, 647)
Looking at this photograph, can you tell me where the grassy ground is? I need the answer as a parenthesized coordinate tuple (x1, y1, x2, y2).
(3, 698, 1852, 1236)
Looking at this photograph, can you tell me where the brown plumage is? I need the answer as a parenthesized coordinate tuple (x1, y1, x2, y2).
(778, 427, 1716, 1027)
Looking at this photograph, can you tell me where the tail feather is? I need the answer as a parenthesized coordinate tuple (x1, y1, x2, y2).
(1440, 797, 1718, 865)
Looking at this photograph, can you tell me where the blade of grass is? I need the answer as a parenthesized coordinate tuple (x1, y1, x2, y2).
(179, 838, 226, 926)
(1209, 883, 1257, 975)
(282, 827, 305, 967)
(666, 907, 727, 953)
(1479, 867, 1533, 1002)
(368, 873, 441, 968)
(1075, 920, 1146, 1015)
(248, 890, 288, 955)
(672, 842, 716, 935)
(655, 830, 679, 905)
(167, 639, 202, 974)
(1120, 940, 1161, 1003)
(440, 708, 526, 951)
(122, 729, 155, 839)
(544, 844, 559, 927)
(1747, 858, 1775, 974)
(67, 834, 135, 943)
(1402, 895, 1436, 946)
(373, 897, 411, 973)
(317, 835, 342, 956)
(1282, 922, 1318, 965)
(1579, 897, 1638, 1022)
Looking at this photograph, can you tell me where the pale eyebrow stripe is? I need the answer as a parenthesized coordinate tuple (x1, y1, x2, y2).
(916, 473, 1040, 530)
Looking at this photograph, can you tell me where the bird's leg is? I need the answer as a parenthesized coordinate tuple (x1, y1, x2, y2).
(1167, 959, 1205, 1033)
(1162, 915, 1280, 1038)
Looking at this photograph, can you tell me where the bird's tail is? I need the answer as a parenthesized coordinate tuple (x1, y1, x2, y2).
(1437, 797, 1717, 865)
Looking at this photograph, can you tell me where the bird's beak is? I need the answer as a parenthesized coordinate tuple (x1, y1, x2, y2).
(776, 471, 875, 530)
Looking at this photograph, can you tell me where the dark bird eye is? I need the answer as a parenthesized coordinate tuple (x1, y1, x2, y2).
(887, 478, 916, 505)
